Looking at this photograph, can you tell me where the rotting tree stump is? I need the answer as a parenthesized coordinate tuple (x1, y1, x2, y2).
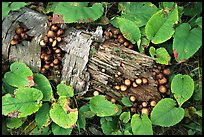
(2, 7, 161, 103)
(2, 7, 49, 72)
(87, 40, 161, 104)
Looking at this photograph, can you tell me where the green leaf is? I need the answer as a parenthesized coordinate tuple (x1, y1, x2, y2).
(3, 62, 34, 88)
(29, 126, 51, 135)
(114, 104, 122, 116)
(124, 130, 132, 135)
(77, 104, 95, 129)
(51, 122, 72, 135)
(149, 47, 171, 65)
(90, 95, 119, 117)
(34, 73, 54, 101)
(6, 117, 24, 129)
(121, 97, 133, 107)
(159, 2, 175, 9)
(131, 114, 153, 135)
(145, 4, 178, 44)
(10, 2, 27, 11)
(183, 2, 202, 17)
(116, 17, 141, 44)
(149, 46, 156, 58)
(150, 98, 185, 127)
(119, 111, 131, 123)
(195, 110, 202, 117)
(173, 23, 202, 62)
(100, 117, 119, 135)
(57, 81, 74, 98)
(2, 2, 10, 17)
(35, 103, 51, 128)
(49, 97, 78, 128)
(119, 2, 158, 27)
(195, 17, 202, 29)
(2, 2, 27, 18)
(155, 47, 171, 65)
(2, 88, 43, 118)
(171, 74, 194, 107)
(45, 2, 104, 23)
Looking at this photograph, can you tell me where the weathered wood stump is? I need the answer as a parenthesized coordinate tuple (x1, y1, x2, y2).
(2, 7, 49, 72)
(87, 40, 161, 103)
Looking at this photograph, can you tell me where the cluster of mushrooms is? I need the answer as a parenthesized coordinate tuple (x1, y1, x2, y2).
(104, 26, 134, 49)
(39, 23, 64, 84)
(10, 26, 32, 46)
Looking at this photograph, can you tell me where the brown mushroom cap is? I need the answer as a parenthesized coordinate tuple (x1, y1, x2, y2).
(120, 85, 127, 91)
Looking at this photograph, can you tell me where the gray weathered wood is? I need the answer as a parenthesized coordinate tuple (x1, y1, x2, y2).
(2, 7, 49, 72)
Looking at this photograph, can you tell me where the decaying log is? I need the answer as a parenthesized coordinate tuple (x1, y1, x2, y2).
(2, 7, 49, 72)
(58, 26, 104, 95)
(87, 40, 161, 103)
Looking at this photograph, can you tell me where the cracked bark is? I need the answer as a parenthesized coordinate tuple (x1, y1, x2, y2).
(2, 7, 49, 72)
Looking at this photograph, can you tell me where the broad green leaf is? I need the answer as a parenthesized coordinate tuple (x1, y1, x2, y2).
(116, 17, 141, 44)
(77, 104, 95, 129)
(52, 122, 72, 135)
(159, 2, 175, 9)
(29, 126, 51, 135)
(6, 117, 24, 129)
(10, 2, 27, 11)
(2, 87, 43, 118)
(131, 114, 153, 135)
(196, 110, 202, 117)
(110, 17, 119, 28)
(171, 74, 194, 107)
(2, 2, 27, 18)
(119, 2, 158, 27)
(173, 23, 202, 62)
(183, 2, 202, 17)
(111, 130, 123, 135)
(90, 95, 119, 117)
(2, 2, 10, 17)
(57, 81, 74, 98)
(45, 2, 104, 23)
(119, 111, 131, 123)
(114, 104, 122, 116)
(34, 73, 54, 101)
(155, 47, 171, 65)
(35, 103, 51, 128)
(3, 62, 34, 88)
(149, 47, 171, 65)
(50, 97, 78, 128)
(124, 130, 132, 135)
(149, 46, 156, 58)
(150, 98, 185, 127)
(195, 17, 202, 29)
(145, 4, 178, 44)
(100, 117, 119, 135)
(121, 97, 133, 107)
(2, 80, 17, 95)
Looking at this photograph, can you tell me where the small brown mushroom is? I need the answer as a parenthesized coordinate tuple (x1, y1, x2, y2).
(141, 108, 149, 115)
(135, 78, 142, 85)
(120, 85, 127, 92)
(142, 77, 148, 84)
(15, 27, 24, 35)
(159, 85, 167, 93)
(129, 95, 136, 102)
(93, 90, 99, 96)
(163, 68, 171, 75)
(150, 101, 157, 107)
(158, 77, 167, 85)
(124, 79, 131, 86)
(142, 102, 148, 107)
